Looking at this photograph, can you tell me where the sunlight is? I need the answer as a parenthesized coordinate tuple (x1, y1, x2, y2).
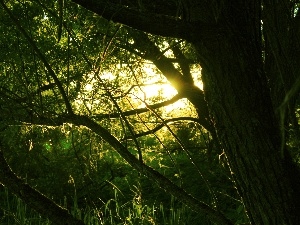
(137, 63, 178, 100)
(84, 83, 93, 91)
(134, 82, 191, 114)
(74, 64, 203, 115)
(142, 83, 177, 99)
(164, 98, 189, 113)
(137, 64, 203, 112)
(101, 72, 115, 80)
(131, 63, 203, 113)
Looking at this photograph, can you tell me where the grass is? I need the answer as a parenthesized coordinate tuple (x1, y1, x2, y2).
(0, 188, 192, 225)
(0, 187, 51, 224)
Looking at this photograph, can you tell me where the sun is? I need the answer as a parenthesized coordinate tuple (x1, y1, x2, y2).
(132, 81, 178, 103)
(142, 83, 178, 99)
(132, 65, 198, 113)
(132, 82, 191, 114)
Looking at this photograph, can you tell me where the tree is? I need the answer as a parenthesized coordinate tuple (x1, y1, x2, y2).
(1, 0, 300, 224)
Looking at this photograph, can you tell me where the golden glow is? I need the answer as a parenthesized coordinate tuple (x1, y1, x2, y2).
(74, 63, 203, 117)
(141, 83, 177, 99)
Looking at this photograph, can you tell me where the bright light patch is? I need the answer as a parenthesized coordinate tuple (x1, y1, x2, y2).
(101, 72, 115, 80)
(85, 84, 93, 91)
(142, 83, 177, 99)
(164, 98, 189, 113)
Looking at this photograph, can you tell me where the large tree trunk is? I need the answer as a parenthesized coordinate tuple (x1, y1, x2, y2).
(4, 0, 299, 223)
(69, 0, 300, 223)
(192, 2, 300, 224)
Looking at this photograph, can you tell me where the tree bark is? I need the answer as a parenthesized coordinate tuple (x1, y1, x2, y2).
(68, 0, 300, 224)
(0, 144, 85, 225)
(4, 0, 300, 224)
(193, 2, 300, 224)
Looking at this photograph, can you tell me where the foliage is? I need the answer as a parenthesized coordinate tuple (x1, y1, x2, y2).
(1, 0, 299, 224)
(0, 186, 199, 225)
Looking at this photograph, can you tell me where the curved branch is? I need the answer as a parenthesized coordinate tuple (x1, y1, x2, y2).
(92, 94, 182, 120)
(0, 1, 73, 114)
(127, 30, 213, 131)
(125, 117, 201, 139)
(4, 111, 229, 224)
(129, 30, 186, 89)
(0, 146, 84, 225)
(66, 114, 233, 225)
(70, 0, 216, 42)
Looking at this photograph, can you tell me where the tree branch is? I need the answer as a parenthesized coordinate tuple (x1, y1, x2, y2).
(92, 94, 181, 120)
(0, 1, 73, 114)
(171, 42, 194, 84)
(65, 114, 233, 225)
(124, 117, 201, 139)
(70, 0, 217, 42)
(0, 145, 84, 225)
(2, 110, 231, 224)
(127, 30, 213, 131)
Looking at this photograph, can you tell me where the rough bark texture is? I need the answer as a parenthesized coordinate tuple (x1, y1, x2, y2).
(2, 0, 300, 224)
(69, 0, 300, 224)
(70, 0, 300, 224)
(193, 2, 300, 224)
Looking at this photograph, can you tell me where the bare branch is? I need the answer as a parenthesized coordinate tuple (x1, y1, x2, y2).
(171, 42, 194, 84)
(124, 117, 201, 139)
(127, 30, 213, 131)
(0, 1, 73, 114)
(3, 109, 231, 225)
(0, 144, 84, 225)
(92, 94, 182, 120)
(66, 114, 233, 225)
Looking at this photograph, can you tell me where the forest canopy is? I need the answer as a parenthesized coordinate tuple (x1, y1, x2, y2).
(0, 0, 300, 225)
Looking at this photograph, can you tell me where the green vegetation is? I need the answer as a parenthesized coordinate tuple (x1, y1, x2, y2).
(0, 123, 243, 224)
(0, 187, 195, 225)
(0, 0, 300, 224)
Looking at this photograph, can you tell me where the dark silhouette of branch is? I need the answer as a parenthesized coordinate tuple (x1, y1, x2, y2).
(65, 114, 233, 225)
(124, 117, 201, 139)
(70, 0, 217, 42)
(116, 41, 197, 64)
(0, 144, 84, 225)
(2, 110, 231, 224)
(127, 30, 213, 132)
(92, 94, 181, 120)
(171, 42, 194, 84)
(0, 1, 73, 114)
(0, 83, 56, 104)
